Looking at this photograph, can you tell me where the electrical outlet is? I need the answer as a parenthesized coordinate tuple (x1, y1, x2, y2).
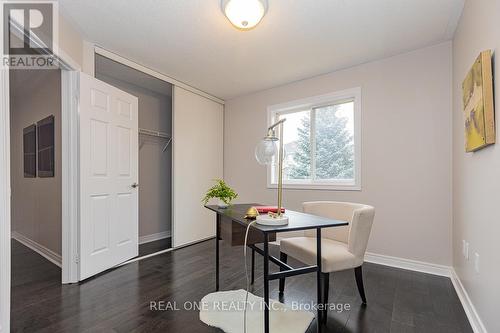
(474, 253, 480, 273)
(462, 240, 466, 257)
(465, 242, 469, 260)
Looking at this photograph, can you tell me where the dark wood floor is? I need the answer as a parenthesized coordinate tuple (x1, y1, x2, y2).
(138, 237, 172, 257)
(11, 239, 472, 333)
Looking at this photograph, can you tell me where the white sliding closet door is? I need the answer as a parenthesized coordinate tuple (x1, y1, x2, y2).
(173, 87, 223, 247)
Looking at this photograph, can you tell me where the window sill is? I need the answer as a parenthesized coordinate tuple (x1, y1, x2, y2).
(267, 183, 361, 191)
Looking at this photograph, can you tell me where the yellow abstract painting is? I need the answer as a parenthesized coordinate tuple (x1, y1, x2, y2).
(462, 50, 495, 152)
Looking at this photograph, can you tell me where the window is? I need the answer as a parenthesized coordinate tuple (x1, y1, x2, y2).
(267, 88, 361, 190)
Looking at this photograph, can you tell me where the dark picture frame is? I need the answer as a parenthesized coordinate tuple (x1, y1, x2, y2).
(23, 124, 37, 178)
(37, 115, 55, 177)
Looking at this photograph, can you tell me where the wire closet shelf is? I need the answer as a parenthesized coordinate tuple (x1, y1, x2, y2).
(139, 128, 172, 152)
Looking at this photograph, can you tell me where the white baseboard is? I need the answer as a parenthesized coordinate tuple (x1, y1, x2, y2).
(364, 252, 452, 277)
(11, 231, 61, 267)
(364, 252, 486, 333)
(450, 269, 488, 333)
(139, 231, 171, 245)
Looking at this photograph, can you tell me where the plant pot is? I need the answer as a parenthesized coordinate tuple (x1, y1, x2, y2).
(218, 201, 229, 209)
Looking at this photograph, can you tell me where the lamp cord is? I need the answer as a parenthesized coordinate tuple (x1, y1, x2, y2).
(243, 220, 257, 333)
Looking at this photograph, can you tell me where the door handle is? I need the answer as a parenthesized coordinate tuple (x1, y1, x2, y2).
(131, 183, 139, 189)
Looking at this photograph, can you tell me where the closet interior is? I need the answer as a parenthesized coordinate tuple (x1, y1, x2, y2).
(95, 54, 173, 257)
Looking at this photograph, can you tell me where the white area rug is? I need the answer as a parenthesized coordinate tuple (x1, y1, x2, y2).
(199, 289, 315, 333)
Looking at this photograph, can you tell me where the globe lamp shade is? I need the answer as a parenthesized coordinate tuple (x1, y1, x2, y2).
(255, 137, 278, 165)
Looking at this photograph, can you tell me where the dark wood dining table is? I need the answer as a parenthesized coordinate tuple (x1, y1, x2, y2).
(205, 203, 349, 333)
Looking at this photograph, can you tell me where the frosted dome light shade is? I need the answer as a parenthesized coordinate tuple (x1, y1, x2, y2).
(255, 139, 277, 165)
(224, 0, 265, 30)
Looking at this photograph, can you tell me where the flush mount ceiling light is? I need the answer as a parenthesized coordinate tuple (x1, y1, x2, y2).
(222, 0, 268, 30)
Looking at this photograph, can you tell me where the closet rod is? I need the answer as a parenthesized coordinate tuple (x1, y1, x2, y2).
(139, 128, 170, 139)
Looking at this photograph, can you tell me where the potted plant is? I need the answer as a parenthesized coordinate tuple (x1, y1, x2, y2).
(202, 179, 238, 208)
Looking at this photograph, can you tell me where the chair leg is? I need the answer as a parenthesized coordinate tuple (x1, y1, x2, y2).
(354, 266, 367, 304)
(279, 252, 287, 295)
(321, 272, 329, 324)
(251, 248, 255, 284)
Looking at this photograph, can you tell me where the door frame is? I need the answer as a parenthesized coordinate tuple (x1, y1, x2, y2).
(61, 69, 80, 283)
(0, 3, 11, 328)
(0, 67, 11, 333)
(0, 25, 81, 333)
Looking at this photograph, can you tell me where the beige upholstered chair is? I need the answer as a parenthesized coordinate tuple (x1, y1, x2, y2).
(279, 201, 375, 323)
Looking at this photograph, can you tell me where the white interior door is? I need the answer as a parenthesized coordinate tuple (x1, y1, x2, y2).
(173, 87, 223, 247)
(79, 72, 139, 280)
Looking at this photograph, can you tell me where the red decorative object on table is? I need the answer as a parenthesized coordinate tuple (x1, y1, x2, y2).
(255, 206, 286, 214)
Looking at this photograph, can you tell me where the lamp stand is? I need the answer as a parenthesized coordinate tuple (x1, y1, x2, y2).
(277, 120, 284, 216)
(256, 119, 289, 226)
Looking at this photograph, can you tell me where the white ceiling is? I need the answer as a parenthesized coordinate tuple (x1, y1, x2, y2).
(60, 0, 464, 100)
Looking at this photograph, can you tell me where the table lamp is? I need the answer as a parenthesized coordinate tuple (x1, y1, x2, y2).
(254, 118, 289, 225)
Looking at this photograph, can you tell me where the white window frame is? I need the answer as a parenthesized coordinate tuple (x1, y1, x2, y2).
(267, 87, 362, 191)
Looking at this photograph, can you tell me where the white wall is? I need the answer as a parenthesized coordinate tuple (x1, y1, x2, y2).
(225, 42, 453, 265)
(452, 0, 500, 331)
(10, 69, 62, 255)
(58, 13, 83, 68)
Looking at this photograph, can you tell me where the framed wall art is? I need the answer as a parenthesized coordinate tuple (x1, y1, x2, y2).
(462, 50, 495, 152)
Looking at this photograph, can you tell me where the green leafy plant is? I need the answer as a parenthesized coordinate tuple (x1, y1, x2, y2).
(202, 179, 238, 206)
